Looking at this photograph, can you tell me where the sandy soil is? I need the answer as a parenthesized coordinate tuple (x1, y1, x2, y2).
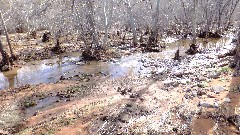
(0, 69, 239, 134)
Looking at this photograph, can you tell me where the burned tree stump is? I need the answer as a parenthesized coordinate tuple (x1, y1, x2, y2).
(140, 34, 144, 44)
(82, 48, 95, 60)
(173, 49, 180, 60)
(0, 51, 10, 71)
(16, 27, 25, 33)
(30, 31, 37, 39)
(42, 32, 51, 42)
(185, 44, 199, 55)
(82, 48, 106, 61)
(51, 39, 64, 54)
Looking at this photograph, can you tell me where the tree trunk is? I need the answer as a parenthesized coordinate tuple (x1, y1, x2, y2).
(216, 0, 222, 32)
(204, 0, 210, 42)
(52, 30, 63, 53)
(127, 6, 137, 47)
(72, 4, 88, 48)
(0, 10, 15, 60)
(173, 49, 180, 60)
(0, 39, 10, 71)
(192, 0, 198, 45)
(235, 31, 240, 68)
(103, 0, 113, 49)
(225, 0, 240, 29)
(148, 0, 160, 47)
(86, 0, 99, 49)
(186, 0, 199, 55)
(238, 32, 240, 55)
(180, 0, 188, 29)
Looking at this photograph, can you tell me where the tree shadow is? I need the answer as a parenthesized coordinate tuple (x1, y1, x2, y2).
(90, 76, 162, 134)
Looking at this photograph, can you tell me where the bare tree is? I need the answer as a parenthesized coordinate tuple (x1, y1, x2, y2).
(102, 0, 114, 49)
(180, 0, 189, 30)
(121, 0, 143, 46)
(74, 10, 88, 47)
(185, 0, 199, 55)
(215, 0, 232, 32)
(0, 10, 15, 60)
(86, 0, 100, 49)
(192, 0, 198, 45)
(147, 0, 160, 47)
(225, 0, 240, 29)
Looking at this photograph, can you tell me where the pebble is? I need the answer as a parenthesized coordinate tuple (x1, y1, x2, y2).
(179, 79, 190, 85)
(192, 91, 198, 97)
(184, 94, 191, 99)
(223, 98, 231, 103)
(198, 77, 206, 81)
(163, 80, 174, 86)
(208, 71, 221, 79)
(199, 101, 214, 108)
(213, 102, 219, 108)
(212, 86, 225, 94)
(76, 62, 85, 65)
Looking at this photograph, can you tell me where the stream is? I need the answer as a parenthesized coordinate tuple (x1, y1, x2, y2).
(0, 37, 232, 90)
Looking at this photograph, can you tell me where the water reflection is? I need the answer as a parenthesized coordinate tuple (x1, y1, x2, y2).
(0, 73, 9, 89)
(0, 56, 80, 90)
(0, 52, 140, 90)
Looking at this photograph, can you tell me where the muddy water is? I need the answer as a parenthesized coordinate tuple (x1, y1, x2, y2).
(0, 37, 231, 90)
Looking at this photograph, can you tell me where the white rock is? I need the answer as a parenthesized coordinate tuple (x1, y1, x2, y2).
(199, 101, 213, 108)
(223, 98, 231, 103)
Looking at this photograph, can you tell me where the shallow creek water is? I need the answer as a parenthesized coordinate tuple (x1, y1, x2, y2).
(0, 37, 231, 90)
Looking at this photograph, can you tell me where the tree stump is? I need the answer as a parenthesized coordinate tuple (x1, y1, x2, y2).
(30, 31, 37, 39)
(185, 44, 199, 55)
(82, 48, 106, 61)
(82, 48, 95, 60)
(51, 39, 64, 54)
(173, 49, 180, 60)
(0, 51, 10, 71)
(42, 32, 51, 42)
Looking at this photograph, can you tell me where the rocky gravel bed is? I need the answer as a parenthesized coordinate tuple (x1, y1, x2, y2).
(92, 38, 240, 134)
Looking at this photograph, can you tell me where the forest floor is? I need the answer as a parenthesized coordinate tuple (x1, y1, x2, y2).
(0, 32, 240, 134)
